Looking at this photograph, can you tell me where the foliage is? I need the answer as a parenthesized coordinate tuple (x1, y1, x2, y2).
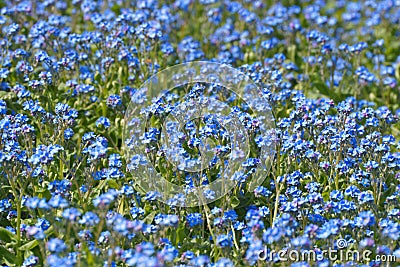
(0, 0, 400, 266)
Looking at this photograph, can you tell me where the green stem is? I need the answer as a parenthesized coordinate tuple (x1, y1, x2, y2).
(203, 204, 219, 261)
(272, 146, 281, 224)
(16, 196, 22, 265)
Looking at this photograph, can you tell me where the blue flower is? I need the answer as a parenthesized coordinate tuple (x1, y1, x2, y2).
(47, 238, 67, 253)
(217, 234, 233, 248)
(354, 211, 375, 227)
(22, 255, 39, 267)
(96, 117, 111, 128)
(154, 214, 179, 227)
(160, 244, 178, 261)
(186, 213, 203, 227)
(79, 212, 100, 226)
(62, 208, 81, 221)
(106, 95, 122, 108)
(64, 128, 74, 140)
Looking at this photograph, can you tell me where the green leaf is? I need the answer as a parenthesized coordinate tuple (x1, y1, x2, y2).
(0, 91, 14, 100)
(118, 198, 125, 215)
(312, 82, 341, 102)
(176, 223, 186, 245)
(94, 72, 103, 85)
(313, 82, 330, 96)
(18, 240, 39, 251)
(81, 241, 95, 266)
(288, 44, 296, 62)
(231, 196, 240, 208)
(322, 190, 330, 201)
(0, 227, 16, 243)
(107, 179, 119, 189)
(144, 211, 157, 224)
(0, 246, 16, 266)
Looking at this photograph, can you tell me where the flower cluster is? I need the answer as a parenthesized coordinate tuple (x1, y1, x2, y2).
(0, 0, 399, 267)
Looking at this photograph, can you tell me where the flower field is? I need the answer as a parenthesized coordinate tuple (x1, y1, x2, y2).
(0, 0, 400, 266)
